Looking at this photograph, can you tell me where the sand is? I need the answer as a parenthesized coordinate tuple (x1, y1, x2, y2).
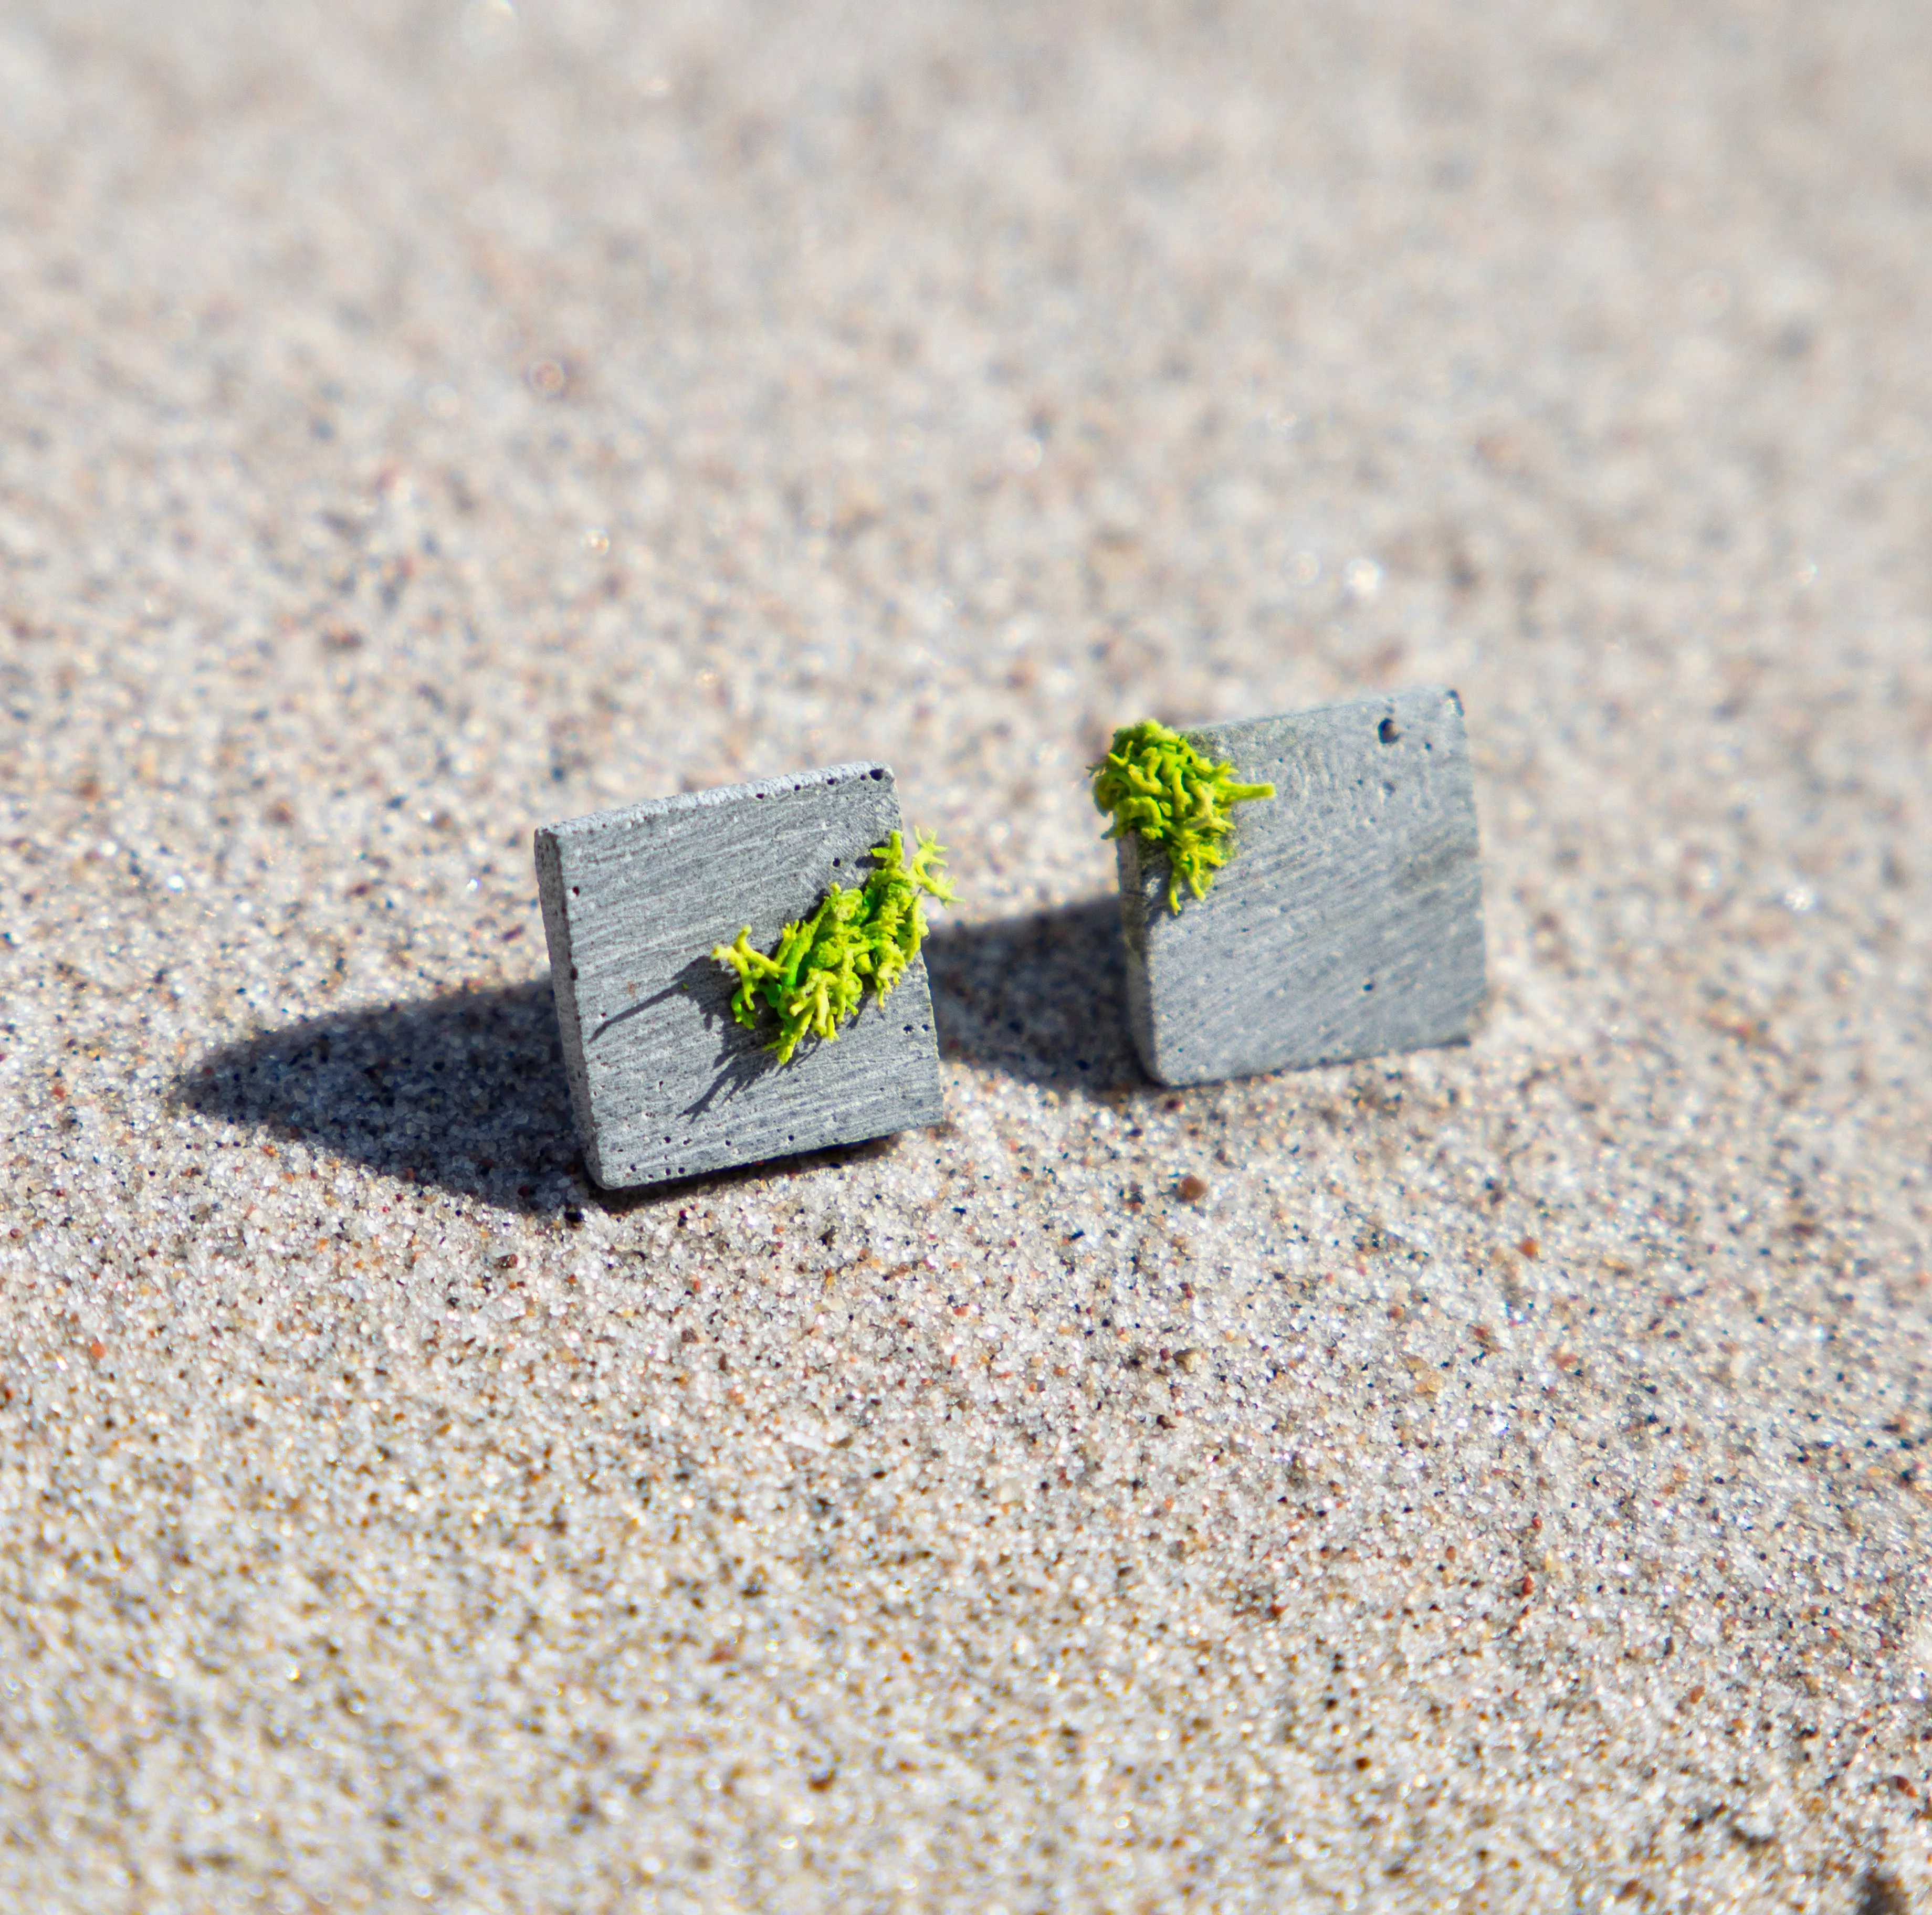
(2, 2, 1929, 1909)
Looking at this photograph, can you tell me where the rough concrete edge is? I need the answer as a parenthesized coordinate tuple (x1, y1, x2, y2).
(533, 825, 605, 1187)
(1114, 834, 1164, 1085)
(1182, 686, 1458, 741)
(536, 758, 889, 848)
(1436, 685, 1490, 1041)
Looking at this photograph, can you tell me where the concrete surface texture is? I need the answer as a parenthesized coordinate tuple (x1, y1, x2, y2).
(536, 761, 944, 1190)
(1117, 690, 1486, 1086)
(1, 2, 1929, 1910)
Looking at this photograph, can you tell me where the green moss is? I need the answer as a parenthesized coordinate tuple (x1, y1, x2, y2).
(1090, 718, 1276, 913)
(710, 829, 956, 1065)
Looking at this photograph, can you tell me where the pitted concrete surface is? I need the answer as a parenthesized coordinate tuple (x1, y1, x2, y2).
(1114, 690, 1486, 1086)
(535, 761, 943, 1189)
(2, 4, 1930, 1910)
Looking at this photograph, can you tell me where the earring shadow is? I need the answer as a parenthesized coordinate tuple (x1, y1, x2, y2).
(921, 895, 1141, 1093)
(172, 980, 583, 1213)
(173, 895, 1144, 1210)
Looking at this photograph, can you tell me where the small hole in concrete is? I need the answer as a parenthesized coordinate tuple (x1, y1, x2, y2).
(869, 769, 885, 780)
(1362, 979, 1376, 993)
(1379, 717, 1400, 744)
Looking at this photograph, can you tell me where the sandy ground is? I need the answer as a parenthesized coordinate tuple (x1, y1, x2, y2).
(3, 3, 1931, 1910)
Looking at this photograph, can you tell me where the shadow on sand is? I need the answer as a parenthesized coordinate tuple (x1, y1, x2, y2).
(176, 896, 1140, 1210)
(174, 978, 587, 1214)
(921, 894, 1139, 1094)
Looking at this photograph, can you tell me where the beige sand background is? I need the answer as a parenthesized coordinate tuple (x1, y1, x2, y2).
(3, 2, 1930, 1909)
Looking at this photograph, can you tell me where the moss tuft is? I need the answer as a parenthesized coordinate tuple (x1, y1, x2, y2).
(710, 829, 955, 1065)
(1090, 718, 1275, 912)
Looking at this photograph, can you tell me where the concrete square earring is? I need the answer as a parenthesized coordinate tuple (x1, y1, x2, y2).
(1093, 689, 1487, 1086)
(536, 762, 950, 1188)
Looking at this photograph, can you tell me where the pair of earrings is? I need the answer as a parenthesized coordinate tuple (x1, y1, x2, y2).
(535, 687, 1485, 1191)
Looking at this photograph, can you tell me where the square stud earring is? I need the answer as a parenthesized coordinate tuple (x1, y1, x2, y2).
(536, 762, 950, 1188)
(1095, 688, 1487, 1087)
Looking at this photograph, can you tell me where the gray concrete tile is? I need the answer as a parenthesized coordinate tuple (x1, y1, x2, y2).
(1116, 688, 1487, 1085)
(536, 763, 944, 1187)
